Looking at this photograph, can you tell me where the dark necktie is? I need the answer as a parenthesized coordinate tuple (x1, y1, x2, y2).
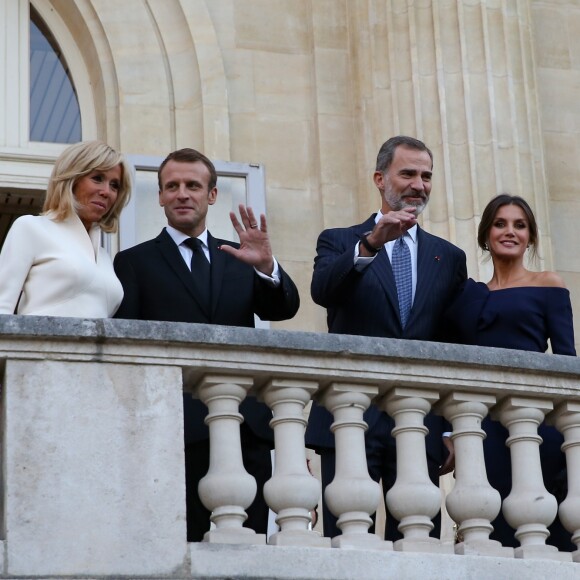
(183, 238, 211, 313)
(392, 236, 412, 329)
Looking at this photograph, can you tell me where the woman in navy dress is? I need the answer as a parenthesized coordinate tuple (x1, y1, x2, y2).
(444, 194, 575, 550)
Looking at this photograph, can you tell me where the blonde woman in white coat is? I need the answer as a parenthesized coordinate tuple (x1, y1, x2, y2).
(0, 140, 131, 317)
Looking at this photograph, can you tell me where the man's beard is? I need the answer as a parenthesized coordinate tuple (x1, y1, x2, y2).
(384, 187, 428, 216)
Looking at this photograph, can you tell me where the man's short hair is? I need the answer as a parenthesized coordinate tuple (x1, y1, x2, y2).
(158, 148, 218, 191)
(376, 136, 433, 173)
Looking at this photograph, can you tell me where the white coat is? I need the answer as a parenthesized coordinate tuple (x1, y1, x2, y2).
(0, 212, 123, 317)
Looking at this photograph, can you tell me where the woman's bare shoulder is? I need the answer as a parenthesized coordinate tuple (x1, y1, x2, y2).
(531, 270, 566, 288)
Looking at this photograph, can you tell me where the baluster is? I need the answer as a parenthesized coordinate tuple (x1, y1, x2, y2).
(196, 375, 265, 544)
(495, 397, 572, 561)
(382, 388, 451, 553)
(438, 392, 513, 557)
(322, 382, 389, 549)
(548, 401, 580, 562)
(261, 379, 330, 547)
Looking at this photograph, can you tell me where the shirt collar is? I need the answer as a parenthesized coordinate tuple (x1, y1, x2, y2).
(165, 225, 209, 248)
(375, 211, 418, 243)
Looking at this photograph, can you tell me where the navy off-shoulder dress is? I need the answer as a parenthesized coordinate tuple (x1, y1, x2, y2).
(444, 278, 576, 550)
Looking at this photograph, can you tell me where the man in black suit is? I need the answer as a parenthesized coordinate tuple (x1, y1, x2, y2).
(305, 135, 467, 539)
(114, 148, 300, 542)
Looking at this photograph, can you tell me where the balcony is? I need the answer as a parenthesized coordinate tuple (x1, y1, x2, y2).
(0, 315, 579, 579)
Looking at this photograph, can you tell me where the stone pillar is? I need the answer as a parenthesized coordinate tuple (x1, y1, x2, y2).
(548, 401, 580, 562)
(382, 387, 451, 553)
(322, 382, 388, 549)
(2, 359, 187, 576)
(196, 375, 265, 544)
(438, 392, 513, 557)
(495, 397, 571, 561)
(351, 1, 551, 278)
(261, 379, 329, 547)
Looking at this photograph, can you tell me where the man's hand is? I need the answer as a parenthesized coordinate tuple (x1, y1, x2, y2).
(219, 204, 275, 276)
(359, 207, 418, 257)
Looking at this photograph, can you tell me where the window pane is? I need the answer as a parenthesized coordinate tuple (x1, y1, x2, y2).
(29, 7, 81, 143)
(206, 175, 247, 240)
(131, 169, 164, 244)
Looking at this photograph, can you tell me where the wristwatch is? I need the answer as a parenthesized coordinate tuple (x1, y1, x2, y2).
(359, 231, 382, 254)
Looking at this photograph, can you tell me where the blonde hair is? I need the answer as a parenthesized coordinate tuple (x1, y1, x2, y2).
(42, 140, 132, 233)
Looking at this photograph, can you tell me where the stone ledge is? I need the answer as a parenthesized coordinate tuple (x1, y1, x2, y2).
(189, 543, 580, 580)
(0, 314, 578, 376)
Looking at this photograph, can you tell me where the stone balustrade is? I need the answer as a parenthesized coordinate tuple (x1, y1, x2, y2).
(0, 315, 579, 579)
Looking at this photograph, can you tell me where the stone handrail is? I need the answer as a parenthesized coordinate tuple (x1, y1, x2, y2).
(0, 315, 579, 579)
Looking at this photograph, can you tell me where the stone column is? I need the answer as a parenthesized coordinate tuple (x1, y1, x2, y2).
(495, 397, 571, 561)
(196, 375, 265, 544)
(261, 379, 329, 547)
(438, 392, 513, 557)
(350, 1, 552, 278)
(548, 401, 580, 562)
(322, 382, 388, 549)
(382, 387, 451, 553)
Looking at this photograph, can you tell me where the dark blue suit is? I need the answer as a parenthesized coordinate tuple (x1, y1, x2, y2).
(305, 215, 467, 538)
(114, 228, 300, 540)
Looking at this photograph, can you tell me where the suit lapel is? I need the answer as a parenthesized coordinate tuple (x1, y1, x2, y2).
(372, 247, 399, 315)
(155, 229, 211, 318)
(412, 227, 438, 320)
(353, 218, 401, 321)
(207, 232, 226, 319)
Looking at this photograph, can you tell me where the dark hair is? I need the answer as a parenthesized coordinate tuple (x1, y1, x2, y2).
(478, 194, 539, 258)
(375, 136, 433, 173)
(157, 148, 217, 191)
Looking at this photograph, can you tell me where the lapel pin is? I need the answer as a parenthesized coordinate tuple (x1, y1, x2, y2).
(434, 256, 441, 262)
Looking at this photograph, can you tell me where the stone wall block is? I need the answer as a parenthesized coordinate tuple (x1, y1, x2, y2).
(3, 359, 187, 576)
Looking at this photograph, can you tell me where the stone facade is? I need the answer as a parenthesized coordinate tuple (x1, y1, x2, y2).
(1, 0, 580, 343)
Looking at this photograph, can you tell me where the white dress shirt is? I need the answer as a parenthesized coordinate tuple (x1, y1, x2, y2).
(165, 225, 281, 286)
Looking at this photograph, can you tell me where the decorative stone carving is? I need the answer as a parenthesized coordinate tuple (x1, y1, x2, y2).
(495, 397, 572, 561)
(322, 382, 388, 550)
(438, 392, 513, 557)
(381, 387, 452, 554)
(196, 375, 265, 545)
(261, 379, 329, 547)
(548, 401, 580, 562)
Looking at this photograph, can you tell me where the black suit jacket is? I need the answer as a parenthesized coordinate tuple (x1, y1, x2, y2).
(306, 215, 467, 453)
(113, 228, 300, 442)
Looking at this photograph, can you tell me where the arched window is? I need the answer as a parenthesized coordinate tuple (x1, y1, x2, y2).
(29, 5, 81, 143)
